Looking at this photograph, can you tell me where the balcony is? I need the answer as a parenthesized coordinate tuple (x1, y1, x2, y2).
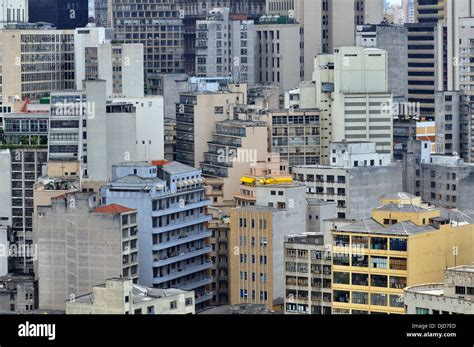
(152, 199, 211, 217)
(152, 261, 213, 284)
(152, 230, 212, 251)
(153, 214, 212, 233)
(153, 246, 212, 267)
(195, 292, 213, 304)
(179, 276, 213, 291)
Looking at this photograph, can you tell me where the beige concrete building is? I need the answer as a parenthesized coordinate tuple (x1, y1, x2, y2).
(229, 184, 308, 310)
(37, 193, 139, 311)
(0, 24, 75, 102)
(175, 85, 247, 168)
(66, 278, 195, 315)
(200, 119, 268, 202)
(234, 153, 291, 206)
(255, 18, 301, 94)
(267, 108, 322, 166)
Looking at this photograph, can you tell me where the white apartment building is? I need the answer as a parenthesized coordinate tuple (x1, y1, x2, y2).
(293, 142, 403, 219)
(74, 25, 145, 99)
(48, 80, 164, 182)
(196, 7, 255, 85)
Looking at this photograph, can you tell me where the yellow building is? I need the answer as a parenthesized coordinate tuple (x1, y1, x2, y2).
(331, 194, 474, 314)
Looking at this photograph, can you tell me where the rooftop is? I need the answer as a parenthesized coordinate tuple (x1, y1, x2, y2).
(337, 219, 437, 236)
(113, 161, 153, 168)
(374, 203, 434, 213)
(93, 204, 135, 214)
(199, 304, 276, 315)
(159, 161, 199, 175)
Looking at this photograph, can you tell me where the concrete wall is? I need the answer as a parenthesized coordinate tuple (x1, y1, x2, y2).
(347, 163, 404, 219)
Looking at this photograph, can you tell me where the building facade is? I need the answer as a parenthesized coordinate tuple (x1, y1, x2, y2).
(293, 142, 403, 219)
(100, 161, 213, 311)
(331, 195, 474, 314)
(37, 193, 139, 311)
(195, 8, 255, 85)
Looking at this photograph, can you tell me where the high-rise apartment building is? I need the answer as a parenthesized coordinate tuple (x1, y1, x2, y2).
(284, 232, 333, 314)
(100, 161, 213, 311)
(0, 24, 75, 102)
(74, 26, 145, 99)
(229, 184, 307, 310)
(330, 194, 474, 314)
(0, 104, 50, 275)
(293, 142, 403, 220)
(234, 153, 291, 207)
(310, 47, 394, 160)
(94, 0, 113, 28)
(111, 0, 184, 75)
(48, 80, 164, 182)
(37, 193, 139, 311)
(195, 8, 255, 85)
(200, 119, 267, 202)
(421, 154, 474, 214)
(356, 24, 409, 99)
(255, 17, 301, 94)
(176, 0, 265, 74)
(175, 84, 247, 168)
(28, 0, 89, 30)
(267, 109, 321, 166)
(266, 0, 385, 80)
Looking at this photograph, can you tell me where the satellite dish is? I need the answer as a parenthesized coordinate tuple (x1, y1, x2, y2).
(288, 10, 295, 19)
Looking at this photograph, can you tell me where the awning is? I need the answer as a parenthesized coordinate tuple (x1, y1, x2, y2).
(240, 176, 256, 184)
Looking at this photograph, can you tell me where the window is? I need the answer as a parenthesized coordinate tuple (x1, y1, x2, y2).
(370, 256, 388, 269)
(169, 300, 178, 310)
(371, 275, 388, 288)
(390, 294, 404, 308)
(125, 296, 129, 303)
(390, 238, 407, 251)
(389, 257, 407, 271)
(352, 255, 368, 268)
(390, 276, 407, 289)
(147, 306, 155, 314)
(134, 308, 142, 314)
(333, 254, 350, 266)
(370, 237, 387, 250)
(334, 272, 350, 285)
(333, 290, 350, 303)
(352, 273, 369, 286)
(416, 307, 430, 315)
(352, 291, 369, 305)
(214, 106, 224, 114)
(455, 286, 466, 295)
(185, 298, 193, 306)
(371, 293, 387, 306)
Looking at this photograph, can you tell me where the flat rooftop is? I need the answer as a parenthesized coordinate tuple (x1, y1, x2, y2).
(160, 161, 198, 175)
(337, 219, 437, 236)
